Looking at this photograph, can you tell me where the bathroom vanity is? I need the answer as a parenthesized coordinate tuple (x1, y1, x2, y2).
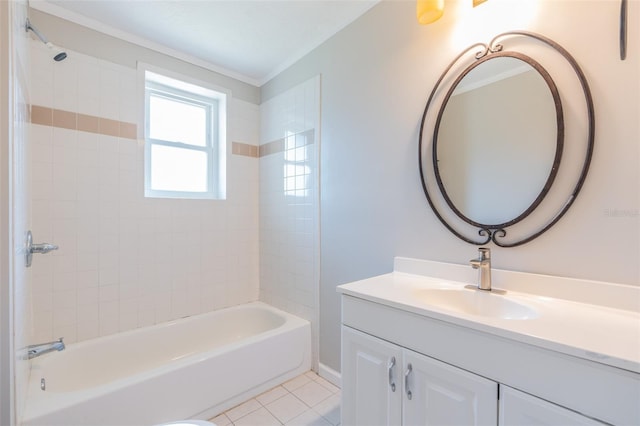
(338, 258, 640, 426)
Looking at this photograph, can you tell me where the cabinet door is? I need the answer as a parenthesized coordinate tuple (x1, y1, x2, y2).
(499, 386, 605, 425)
(341, 326, 402, 426)
(403, 349, 498, 426)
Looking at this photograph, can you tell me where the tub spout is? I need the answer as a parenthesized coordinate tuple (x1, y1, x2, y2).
(26, 338, 65, 360)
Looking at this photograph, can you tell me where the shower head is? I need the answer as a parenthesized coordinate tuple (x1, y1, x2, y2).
(50, 45, 67, 62)
(25, 18, 67, 62)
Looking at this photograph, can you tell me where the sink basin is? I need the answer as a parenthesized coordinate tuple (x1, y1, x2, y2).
(416, 287, 539, 320)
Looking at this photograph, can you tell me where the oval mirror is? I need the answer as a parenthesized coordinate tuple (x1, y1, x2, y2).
(434, 54, 562, 226)
(418, 31, 594, 247)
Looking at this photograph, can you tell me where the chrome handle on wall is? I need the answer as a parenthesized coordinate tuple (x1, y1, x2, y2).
(25, 230, 58, 267)
(404, 363, 413, 400)
(388, 356, 396, 392)
(31, 243, 58, 254)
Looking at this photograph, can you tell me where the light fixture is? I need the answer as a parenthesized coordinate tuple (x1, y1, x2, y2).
(417, 0, 488, 25)
(416, 0, 445, 25)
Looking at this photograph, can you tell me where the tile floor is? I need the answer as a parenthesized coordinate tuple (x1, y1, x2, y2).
(209, 371, 341, 426)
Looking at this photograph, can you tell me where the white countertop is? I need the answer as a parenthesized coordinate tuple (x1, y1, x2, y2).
(337, 258, 640, 374)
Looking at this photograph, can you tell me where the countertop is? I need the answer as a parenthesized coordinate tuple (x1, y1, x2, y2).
(338, 259, 640, 374)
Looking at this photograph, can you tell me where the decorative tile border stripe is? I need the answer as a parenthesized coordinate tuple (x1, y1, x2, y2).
(259, 129, 315, 157)
(232, 141, 259, 158)
(259, 138, 285, 157)
(29, 105, 313, 158)
(30, 105, 137, 140)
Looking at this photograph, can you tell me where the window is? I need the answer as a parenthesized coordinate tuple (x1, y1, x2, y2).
(144, 69, 226, 199)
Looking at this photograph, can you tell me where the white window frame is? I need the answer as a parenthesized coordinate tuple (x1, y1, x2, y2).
(141, 65, 228, 200)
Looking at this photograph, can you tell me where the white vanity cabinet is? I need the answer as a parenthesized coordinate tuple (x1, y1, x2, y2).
(499, 386, 604, 426)
(341, 326, 402, 425)
(342, 321, 611, 426)
(342, 326, 498, 426)
(342, 325, 606, 426)
(339, 291, 636, 425)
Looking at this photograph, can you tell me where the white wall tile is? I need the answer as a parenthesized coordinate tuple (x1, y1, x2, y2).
(32, 291, 53, 312)
(259, 77, 320, 368)
(53, 325, 77, 345)
(118, 70, 138, 123)
(77, 56, 101, 117)
(77, 321, 100, 342)
(53, 58, 78, 112)
(30, 41, 54, 107)
(77, 287, 99, 306)
(76, 270, 100, 289)
(99, 65, 120, 120)
(29, 47, 260, 343)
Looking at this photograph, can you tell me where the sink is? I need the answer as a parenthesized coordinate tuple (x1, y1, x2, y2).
(416, 287, 539, 320)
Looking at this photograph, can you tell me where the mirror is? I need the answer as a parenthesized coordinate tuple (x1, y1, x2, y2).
(435, 55, 561, 226)
(419, 31, 594, 247)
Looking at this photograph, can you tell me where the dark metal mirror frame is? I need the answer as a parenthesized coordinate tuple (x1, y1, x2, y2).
(433, 51, 564, 230)
(418, 31, 595, 247)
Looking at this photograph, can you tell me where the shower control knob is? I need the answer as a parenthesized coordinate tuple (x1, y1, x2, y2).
(31, 243, 59, 254)
(25, 230, 58, 267)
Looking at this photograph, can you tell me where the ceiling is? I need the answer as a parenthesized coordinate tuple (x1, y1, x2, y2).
(30, 0, 379, 86)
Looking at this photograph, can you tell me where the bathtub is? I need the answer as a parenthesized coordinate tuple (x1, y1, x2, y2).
(22, 302, 311, 426)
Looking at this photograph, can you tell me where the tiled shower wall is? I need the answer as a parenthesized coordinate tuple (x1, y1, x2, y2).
(29, 41, 260, 344)
(259, 76, 320, 367)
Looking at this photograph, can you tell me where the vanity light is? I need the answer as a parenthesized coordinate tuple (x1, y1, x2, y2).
(416, 0, 445, 24)
(417, 0, 487, 25)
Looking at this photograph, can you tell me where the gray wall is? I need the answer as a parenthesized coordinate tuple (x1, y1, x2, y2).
(262, 0, 640, 372)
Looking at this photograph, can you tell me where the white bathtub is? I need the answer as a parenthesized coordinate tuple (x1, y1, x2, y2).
(23, 302, 311, 426)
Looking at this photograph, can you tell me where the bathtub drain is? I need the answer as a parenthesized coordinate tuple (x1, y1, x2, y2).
(40, 378, 45, 391)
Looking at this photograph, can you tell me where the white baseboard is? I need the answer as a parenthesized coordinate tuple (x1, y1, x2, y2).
(318, 363, 341, 388)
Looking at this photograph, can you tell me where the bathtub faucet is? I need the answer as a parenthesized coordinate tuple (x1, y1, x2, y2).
(26, 337, 65, 360)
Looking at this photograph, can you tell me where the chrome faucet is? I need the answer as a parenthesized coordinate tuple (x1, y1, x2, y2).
(470, 248, 492, 291)
(26, 338, 65, 360)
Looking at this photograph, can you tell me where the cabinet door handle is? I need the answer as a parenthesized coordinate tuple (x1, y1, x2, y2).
(404, 363, 413, 400)
(388, 356, 396, 392)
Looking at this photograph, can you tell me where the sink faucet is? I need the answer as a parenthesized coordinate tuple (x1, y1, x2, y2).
(470, 247, 492, 291)
(25, 338, 65, 360)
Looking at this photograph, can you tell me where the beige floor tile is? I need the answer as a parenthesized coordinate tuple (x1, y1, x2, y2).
(209, 413, 232, 426)
(218, 373, 342, 426)
(292, 380, 333, 407)
(256, 385, 289, 406)
(304, 371, 319, 380)
(283, 374, 312, 392)
(225, 398, 262, 422)
(313, 394, 341, 426)
(285, 409, 332, 426)
(234, 407, 282, 426)
(311, 376, 340, 394)
(265, 393, 309, 424)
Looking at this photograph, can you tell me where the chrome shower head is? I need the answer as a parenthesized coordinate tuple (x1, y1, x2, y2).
(25, 18, 67, 62)
(42, 40, 67, 62)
